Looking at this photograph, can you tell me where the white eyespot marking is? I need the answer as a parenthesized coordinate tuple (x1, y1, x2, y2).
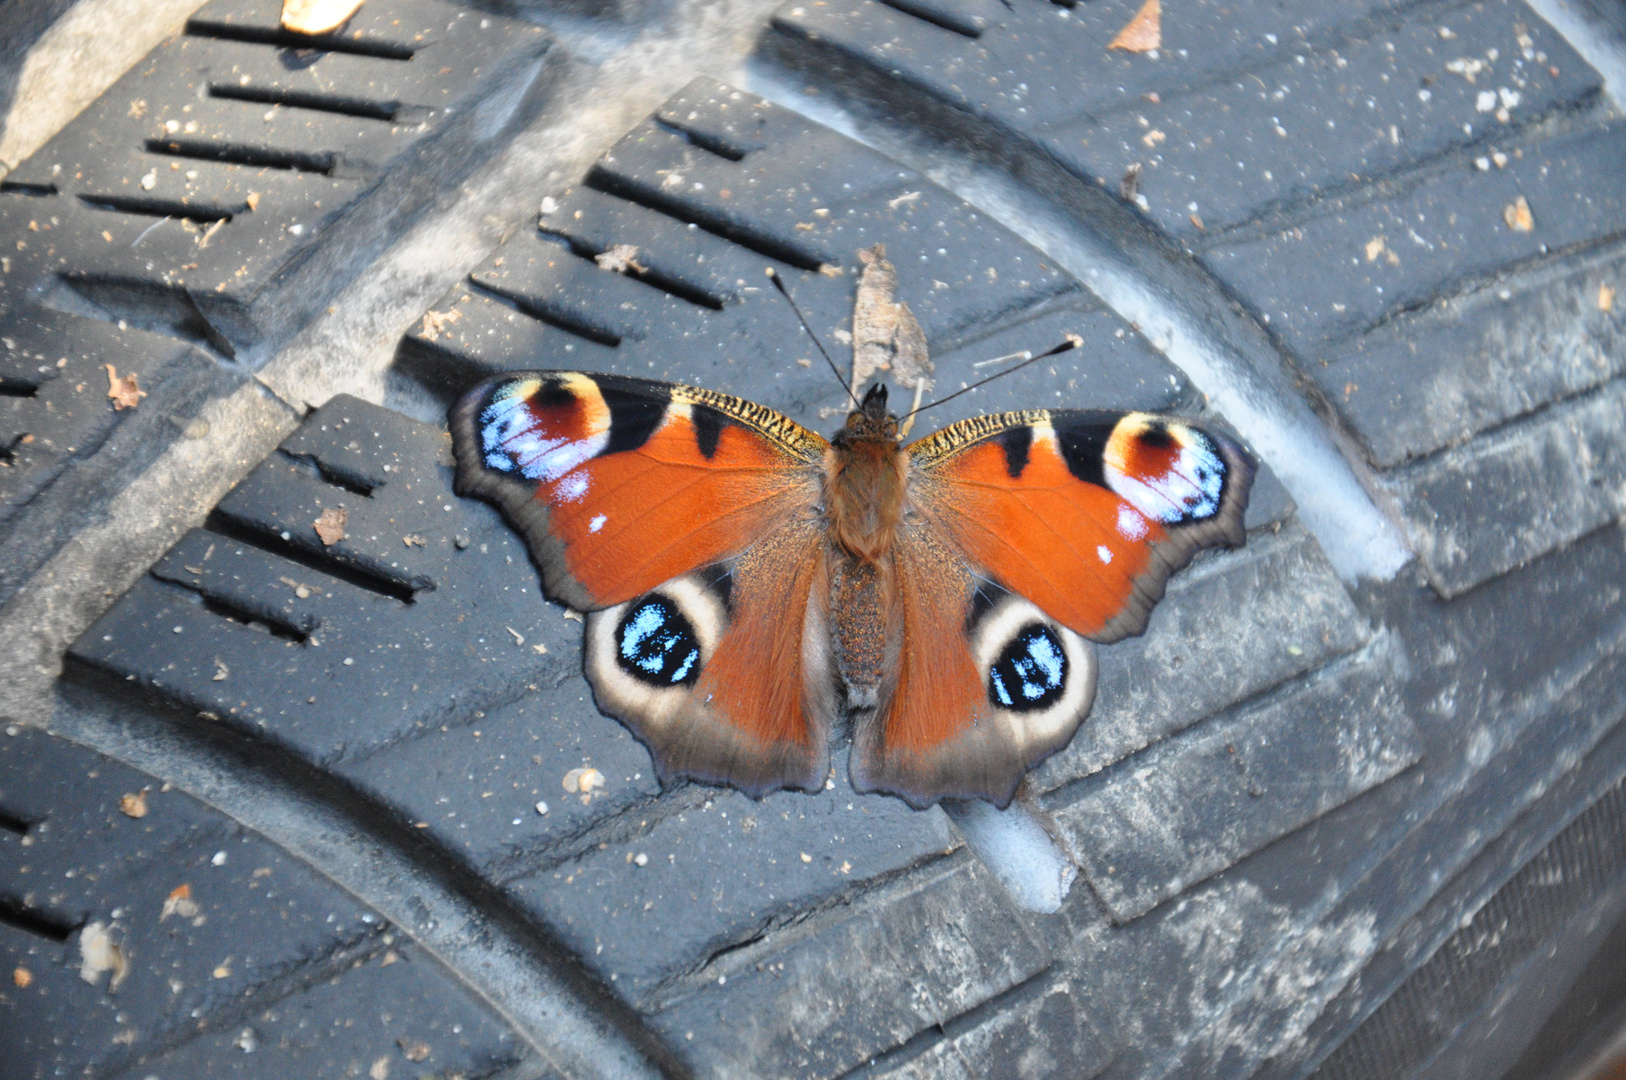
(589, 514, 607, 533)
(1116, 505, 1148, 540)
(1097, 544, 1113, 564)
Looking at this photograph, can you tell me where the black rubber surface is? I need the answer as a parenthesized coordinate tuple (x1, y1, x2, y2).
(0, 0, 558, 609)
(4, 0, 1626, 1078)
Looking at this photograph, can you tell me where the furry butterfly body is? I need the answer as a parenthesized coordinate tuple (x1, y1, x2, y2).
(450, 370, 1255, 810)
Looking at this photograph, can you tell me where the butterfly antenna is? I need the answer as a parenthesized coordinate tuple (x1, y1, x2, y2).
(766, 267, 859, 408)
(906, 334, 1082, 421)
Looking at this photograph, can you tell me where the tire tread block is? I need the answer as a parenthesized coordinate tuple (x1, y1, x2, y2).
(650, 857, 1050, 1080)
(1042, 3, 1600, 244)
(1313, 241, 1626, 469)
(854, 977, 1113, 1080)
(768, 0, 1414, 137)
(0, 0, 557, 611)
(1053, 634, 1421, 923)
(1200, 122, 1626, 357)
(1033, 520, 1367, 792)
(504, 761, 959, 1006)
(1385, 377, 1626, 597)
(0, 726, 469, 1079)
(118, 939, 532, 1080)
(1, 308, 214, 506)
(1, 0, 554, 358)
(66, 396, 579, 768)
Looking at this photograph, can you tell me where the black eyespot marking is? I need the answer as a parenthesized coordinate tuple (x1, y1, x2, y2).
(532, 379, 578, 410)
(995, 426, 1032, 478)
(989, 624, 1068, 712)
(599, 383, 671, 455)
(616, 596, 702, 687)
(1135, 421, 1176, 449)
(692, 404, 726, 459)
(1053, 419, 1111, 487)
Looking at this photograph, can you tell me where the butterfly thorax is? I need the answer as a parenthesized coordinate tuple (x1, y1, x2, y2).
(826, 385, 907, 565)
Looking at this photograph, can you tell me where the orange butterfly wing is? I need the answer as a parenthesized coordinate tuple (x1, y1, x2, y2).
(850, 410, 1255, 808)
(907, 410, 1255, 642)
(450, 371, 826, 609)
(451, 372, 837, 794)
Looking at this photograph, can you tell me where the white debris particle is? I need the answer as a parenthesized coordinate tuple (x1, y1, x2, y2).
(78, 922, 129, 989)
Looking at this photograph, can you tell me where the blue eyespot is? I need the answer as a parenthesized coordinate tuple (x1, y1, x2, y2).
(616, 596, 702, 687)
(988, 625, 1068, 712)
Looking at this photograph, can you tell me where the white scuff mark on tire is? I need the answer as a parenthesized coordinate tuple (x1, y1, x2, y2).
(941, 798, 1075, 913)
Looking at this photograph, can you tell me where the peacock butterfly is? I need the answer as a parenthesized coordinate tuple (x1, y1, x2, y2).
(449, 246, 1254, 810)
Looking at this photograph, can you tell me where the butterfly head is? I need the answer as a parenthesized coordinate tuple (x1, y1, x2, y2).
(833, 383, 901, 447)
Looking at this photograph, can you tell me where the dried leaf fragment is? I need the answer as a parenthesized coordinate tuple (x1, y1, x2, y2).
(852, 244, 933, 398)
(314, 507, 347, 546)
(594, 244, 645, 274)
(397, 1038, 431, 1063)
(418, 307, 461, 343)
(1504, 195, 1534, 232)
(105, 365, 146, 410)
(281, 0, 364, 35)
(161, 883, 200, 922)
(118, 790, 148, 818)
(1108, 0, 1161, 52)
(196, 218, 226, 249)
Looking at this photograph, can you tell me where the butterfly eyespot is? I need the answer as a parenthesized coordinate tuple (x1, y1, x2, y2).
(987, 623, 1069, 712)
(616, 596, 702, 687)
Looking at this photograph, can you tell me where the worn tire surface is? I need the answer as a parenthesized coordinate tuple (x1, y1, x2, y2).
(4, 0, 1626, 1078)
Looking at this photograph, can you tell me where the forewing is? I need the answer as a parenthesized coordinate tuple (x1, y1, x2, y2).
(450, 371, 828, 611)
(848, 525, 1098, 809)
(583, 521, 838, 797)
(905, 409, 1255, 643)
